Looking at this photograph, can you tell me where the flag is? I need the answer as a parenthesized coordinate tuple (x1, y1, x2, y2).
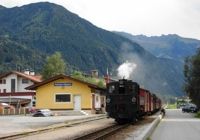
(105, 67, 110, 84)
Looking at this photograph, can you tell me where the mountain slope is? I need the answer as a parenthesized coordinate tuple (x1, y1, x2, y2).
(113, 43, 184, 97)
(115, 32, 200, 97)
(0, 2, 148, 73)
(0, 2, 184, 97)
(0, 36, 45, 72)
(116, 32, 200, 62)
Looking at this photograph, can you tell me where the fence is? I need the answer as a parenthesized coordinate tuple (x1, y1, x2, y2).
(0, 108, 29, 115)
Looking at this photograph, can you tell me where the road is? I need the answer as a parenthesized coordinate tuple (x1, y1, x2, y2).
(151, 109, 200, 140)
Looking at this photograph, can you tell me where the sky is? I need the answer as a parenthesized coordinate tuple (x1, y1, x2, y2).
(1, 0, 200, 40)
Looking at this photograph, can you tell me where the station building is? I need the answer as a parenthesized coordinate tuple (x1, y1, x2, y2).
(26, 74, 106, 113)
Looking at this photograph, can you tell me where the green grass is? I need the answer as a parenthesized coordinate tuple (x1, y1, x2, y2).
(195, 111, 200, 118)
(166, 104, 177, 109)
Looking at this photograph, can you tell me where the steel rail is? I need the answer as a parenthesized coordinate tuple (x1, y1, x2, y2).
(0, 115, 107, 140)
(73, 124, 130, 140)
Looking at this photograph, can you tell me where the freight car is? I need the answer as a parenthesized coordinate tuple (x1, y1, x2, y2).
(139, 88, 150, 116)
(106, 79, 161, 124)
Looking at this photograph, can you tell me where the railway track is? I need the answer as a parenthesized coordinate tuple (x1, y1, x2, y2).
(73, 124, 130, 140)
(0, 115, 107, 140)
(1, 116, 157, 140)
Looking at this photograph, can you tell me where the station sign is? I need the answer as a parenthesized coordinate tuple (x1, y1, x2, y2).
(54, 82, 72, 87)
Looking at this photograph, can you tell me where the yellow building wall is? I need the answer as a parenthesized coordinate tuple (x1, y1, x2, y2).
(35, 78, 92, 109)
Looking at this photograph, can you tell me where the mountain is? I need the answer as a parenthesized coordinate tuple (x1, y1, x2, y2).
(116, 32, 200, 62)
(115, 32, 200, 98)
(0, 2, 147, 73)
(0, 37, 45, 72)
(0, 2, 184, 97)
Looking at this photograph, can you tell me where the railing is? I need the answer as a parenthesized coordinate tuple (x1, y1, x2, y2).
(0, 108, 29, 115)
(0, 92, 35, 96)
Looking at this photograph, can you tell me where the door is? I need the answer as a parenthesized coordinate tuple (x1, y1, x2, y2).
(11, 79, 15, 92)
(74, 95, 81, 110)
(95, 94, 101, 109)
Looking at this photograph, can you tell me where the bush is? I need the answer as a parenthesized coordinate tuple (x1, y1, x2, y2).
(166, 104, 177, 109)
(195, 111, 200, 118)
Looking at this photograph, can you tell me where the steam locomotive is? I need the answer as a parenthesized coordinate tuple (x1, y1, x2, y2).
(106, 79, 161, 124)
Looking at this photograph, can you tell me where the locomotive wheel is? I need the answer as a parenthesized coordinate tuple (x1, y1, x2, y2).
(115, 118, 134, 124)
(115, 119, 129, 124)
(136, 113, 141, 120)
(115, 119, 125, 124)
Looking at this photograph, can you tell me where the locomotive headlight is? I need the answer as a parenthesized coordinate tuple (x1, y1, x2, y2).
(132, 97, 136, 103)
(106, 98, 111, 103)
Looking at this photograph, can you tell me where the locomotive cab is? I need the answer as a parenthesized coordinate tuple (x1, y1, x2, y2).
(106, 79, 140, 124)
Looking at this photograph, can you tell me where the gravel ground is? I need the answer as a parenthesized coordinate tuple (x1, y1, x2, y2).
(12, 115, 157, 140)
(105, 116, 156, 140)
(0, 113, 158, 140)
(15, 118, 115, 140)
(0, 114, 99, 137)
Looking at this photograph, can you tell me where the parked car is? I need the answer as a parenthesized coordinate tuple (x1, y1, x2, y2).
(182, 106, 190, 113)
(32, 109, 53, 117)
(189, 106, 198, 113)
(182, 104, 198, 113)
(28, 107, 36, 113)
(0, 103, 14, 109)
(177, 103, 186, 109)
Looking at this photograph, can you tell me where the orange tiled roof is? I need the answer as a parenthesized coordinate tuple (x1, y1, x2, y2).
(0, 71, 42, 83)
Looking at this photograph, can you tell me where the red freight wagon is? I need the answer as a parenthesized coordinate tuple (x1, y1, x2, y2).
(145, 90, 150, 113)
(156, 98, 162, 111)
(139, 88, 149, 115)
(148, 92, 154, 114)
(152, 94, 157, 113)
(159, 99, 162, 109)
(144, 90, 150, 114)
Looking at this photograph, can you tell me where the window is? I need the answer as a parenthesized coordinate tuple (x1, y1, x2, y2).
(32, 101, 36, 107)
(55, 94, 71, 102)
(3, 89, 6, 93)
(96, 96, 99, 102)
(119, 86, 125, 94)
(0, 79, 6, 84)
(22, 79, 29, 84)
(129, 84, 136, 92)
(11, 79, 15, 92)
(108, 85, 115, 93)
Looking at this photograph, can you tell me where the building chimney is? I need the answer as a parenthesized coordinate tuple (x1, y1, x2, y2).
(24, 69, 29, 75)
(30, 71, 35, 76)
(91, 70, 98, 78)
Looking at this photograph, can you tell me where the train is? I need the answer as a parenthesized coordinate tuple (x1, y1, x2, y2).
(106, 79, 162, 124)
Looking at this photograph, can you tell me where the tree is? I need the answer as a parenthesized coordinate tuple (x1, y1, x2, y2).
(184, 49, 200, 108)
(71, 70, 96, 83)
(97, 80, 105, 88)
(71, 70, 106, 88)
(71, 71, 84, 81)
(42, 52, 66, 79)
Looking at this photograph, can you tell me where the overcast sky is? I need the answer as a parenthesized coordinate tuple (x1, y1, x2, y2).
(1, 0, 200, 40)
